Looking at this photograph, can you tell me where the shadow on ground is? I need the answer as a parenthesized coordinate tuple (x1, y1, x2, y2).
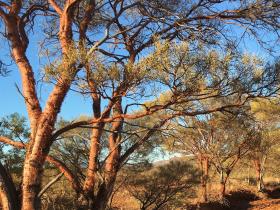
(264, 186, 280, 199)
(186, 190, 259, 210)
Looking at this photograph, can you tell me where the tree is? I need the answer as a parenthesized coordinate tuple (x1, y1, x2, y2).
(168, 111, 257, 199)
(249, 99, 280, 191)
(165, 116, 212, 202)
(125, 160, 199, 210)
(207, 114, 256, 198)
(54, 46, 280, 208)
(0, 1, 280, 209)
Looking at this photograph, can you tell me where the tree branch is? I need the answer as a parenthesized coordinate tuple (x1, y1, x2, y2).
(0, 136, 25, 149)
(0, 136, 81, 193)
(38, 172, 64, 197)
(45, 156, 82, 193)
(48, 0, 62, 15)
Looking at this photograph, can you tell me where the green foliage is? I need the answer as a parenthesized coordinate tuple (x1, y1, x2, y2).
(44, 43, 88, 82)
(0, 113, 29, 176)
(0, 113, 30, 140)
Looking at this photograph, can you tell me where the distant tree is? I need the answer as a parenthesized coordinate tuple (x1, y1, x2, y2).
(249, 99, 280, 191)
(125, 160, 199, 210)
(165, 116, 212, 202)
(168, 111, 257, 199)
(208, 114, 256, 199)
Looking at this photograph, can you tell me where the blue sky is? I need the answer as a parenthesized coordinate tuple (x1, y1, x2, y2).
(0, 18, 279, 123)
(0, 32, 93, 120)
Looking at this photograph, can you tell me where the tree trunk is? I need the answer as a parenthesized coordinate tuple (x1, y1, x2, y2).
(21, 151, 44, 210)
(12, 43, 43, 210)
(220, 182, 226, 198)
(83, 122, 104, 204)
(3, 4, 76, 210)
(91, 99, 123, 210)
(247, 166, 250, 185)
(21, 80, 73, 209)
(89, 149, 119, 210)
(220, 171, 226, 198)
(202, 158, 209, 202)
(257, 173, 264, 192)
(198, 156, 209, 202)
(257, 164, 264, 191)
(220, 169, 232, 199)
(92, 175, 117, 210)
(0, 162, 20, 210)
(254, 159, 264, 191)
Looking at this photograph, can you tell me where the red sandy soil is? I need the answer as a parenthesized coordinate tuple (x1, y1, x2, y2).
(249, 199, 280, 210)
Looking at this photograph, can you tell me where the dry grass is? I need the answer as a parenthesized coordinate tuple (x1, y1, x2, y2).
(14, 162, 280, 209)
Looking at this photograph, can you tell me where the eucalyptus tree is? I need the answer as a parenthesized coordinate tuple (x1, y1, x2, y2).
(0, 1, 279, 209)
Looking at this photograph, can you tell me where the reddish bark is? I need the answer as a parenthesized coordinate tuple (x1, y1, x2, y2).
(0, 25, 74, 207)
(17, 3, 84, 208)
(4, 1, 79, 208)
(83, 122, 104, 199)
(92, 99, 123, 210)
(83, 68, 108, 204)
